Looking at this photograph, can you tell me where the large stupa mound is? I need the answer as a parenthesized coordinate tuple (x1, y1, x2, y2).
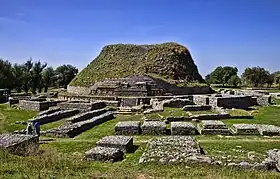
(68, 42, 211, 96)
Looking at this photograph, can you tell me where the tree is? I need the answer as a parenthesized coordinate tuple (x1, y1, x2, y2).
(12, 64, 25, 92)
(0, 59, 14, 89)
(267, 74, 275, 88)
(55, 65, 78, 89)
(206, 66, 238, 86)
(228, 75, 241, 88)
(42, 67, 55, 92)
(31, 61, 47, 94)
(275, 73, 280, 89)
(242, 67, 270, 87)
(22, 59, 33, 93)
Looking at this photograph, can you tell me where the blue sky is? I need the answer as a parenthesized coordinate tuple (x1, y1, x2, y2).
(0, 0, 280, 76)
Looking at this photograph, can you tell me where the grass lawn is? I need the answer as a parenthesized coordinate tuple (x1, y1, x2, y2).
(2, 104, 280, 178)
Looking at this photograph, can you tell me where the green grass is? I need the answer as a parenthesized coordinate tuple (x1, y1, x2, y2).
(0, 104, 37, 133)
(229, 109, 251, 117)
(2, 104, 280, 178)
(190, 109, 217, 115)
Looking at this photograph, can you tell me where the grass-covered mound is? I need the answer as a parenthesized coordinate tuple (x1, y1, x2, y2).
(70, 42, 204, 87)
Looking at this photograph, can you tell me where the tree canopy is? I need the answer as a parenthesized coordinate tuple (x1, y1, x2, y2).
(205, 66, 238, 86)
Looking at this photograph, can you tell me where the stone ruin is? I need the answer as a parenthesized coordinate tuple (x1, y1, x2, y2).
(139, 136, 210, 164)
(0, 134, 39, 156)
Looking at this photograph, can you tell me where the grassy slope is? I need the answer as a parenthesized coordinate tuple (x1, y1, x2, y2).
(2, 104, 280, 178)
(70, 42, 204, 87)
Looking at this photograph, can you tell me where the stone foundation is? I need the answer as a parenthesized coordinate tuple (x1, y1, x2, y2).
(30, 109, 79, 125)
(44, 111, 114, 138)
(171, 122, 197, 135)
(57, 101, 106, 111)
(66, 108, 107, 124)
(257, 124, 280, 136)
(115, 121, 141, 135)
(141, 121, 166, 135)
(183, 105, 212, 111)
(139, 136, 211, 164)
(96, 135, 134, 152)
(198, 120, 230, 135)
(84, 146, 124, 162)
(0, 134, 39, 156)
(231, 124, 259, 135)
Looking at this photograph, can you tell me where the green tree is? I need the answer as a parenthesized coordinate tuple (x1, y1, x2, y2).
(12, 64, 25, 92)
(42, 67, 55, 92)
(0, 59, 14, 89)
(275, 73, 280, 89)
(228, 75, 241, 88)
(242, 67, 270, 87)
(22, 59, 33, 93)
(55, 65, 78, 89)
(31, 61, 47, 94)
(206, 66, 238, 86)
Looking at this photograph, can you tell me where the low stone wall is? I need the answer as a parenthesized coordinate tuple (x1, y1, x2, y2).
(57, 101, 106, 111)
(193, 95, 210, 105)
(67, 85, 91, 95)
(66, 108, 107, 124)
(30, 109, 79, 125)
(84, 146, 124, 162)
(256, 95, 271, 106)
(19, 100, 50, 111)
(183, 105, 212, 111)
(209, 95, 253, 109)
(162, 98, 194, 108)
(190, 113, 230, 120)
(0, 134, 39, 156)
(44, 111, 114, 138)
(38, 107, 61, 116)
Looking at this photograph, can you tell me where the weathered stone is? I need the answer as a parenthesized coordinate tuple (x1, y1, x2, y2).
(231, 124, 260, 135)
(139, 136, 209, 164)
(44, 111, 114, 138)
(183, 105, 211, 111)
(190, 113, 230, 120)
(84, 146, 124, 162)
(96, 135, 133, 152)
(171, 122, 197, 135)
(198, 120, 230, 135)
(66, 108, 108, 124)
(57, 101, 106, 111)
(256, 124, 280, 136)
(30, 109, 79, 125)
(162, 98, 194, 108)
(38, 107, 61, 116)
(0, 134, 39, 156)
(141, 121, 166, 135)
(115, 121, 141, 135)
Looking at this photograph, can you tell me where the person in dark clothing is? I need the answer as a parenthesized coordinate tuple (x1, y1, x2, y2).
(33, 121, 40, 136)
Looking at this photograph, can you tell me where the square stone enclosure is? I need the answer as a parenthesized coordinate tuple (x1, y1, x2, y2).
(231, 124, 260, 135)
(115, 121, 141, 135)
(198, 120, 230, 135)
(141, 121, 166, 135)
(96, 135, 133, 152)
(171, 122, 197, 135)
(84, 146, 124, 162)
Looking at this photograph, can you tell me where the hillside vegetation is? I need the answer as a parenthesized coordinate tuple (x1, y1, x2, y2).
(70, 42, 204, 87)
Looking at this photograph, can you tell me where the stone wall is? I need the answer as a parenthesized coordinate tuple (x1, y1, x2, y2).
(66, 108, 107, 124)
(209, 95, 253, 109)
(256, 95, 271, 106)
(19, 100, 50, 111)
(67, 85, 91, 95)
(193, 95, 210, 105)
(0, 134, 39, 156)
(57, 101, 106, 111)
(30, 109, 79, 125)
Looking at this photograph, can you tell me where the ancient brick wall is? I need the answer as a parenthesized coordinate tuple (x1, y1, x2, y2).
(19, 100, 50, 111)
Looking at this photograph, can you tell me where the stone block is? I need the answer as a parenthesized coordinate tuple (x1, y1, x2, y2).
(139, 136, 211, 164)
(231, 124, 259, 135)
(183, 105, 211, 111)
(84, 146, 124, 162)
(200, 120, 227, 129)
(96, 135, 133, 152)
(66, 108, 107, 124)
(141, 121, 166, 135)
(38, 107, 61, 116)
(171, 122, 197, 135)
(198, 120, 230, 135)
(115, 121, 141, 135)
(0, 134, 39, 156)
(256, 124, 280, 136)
